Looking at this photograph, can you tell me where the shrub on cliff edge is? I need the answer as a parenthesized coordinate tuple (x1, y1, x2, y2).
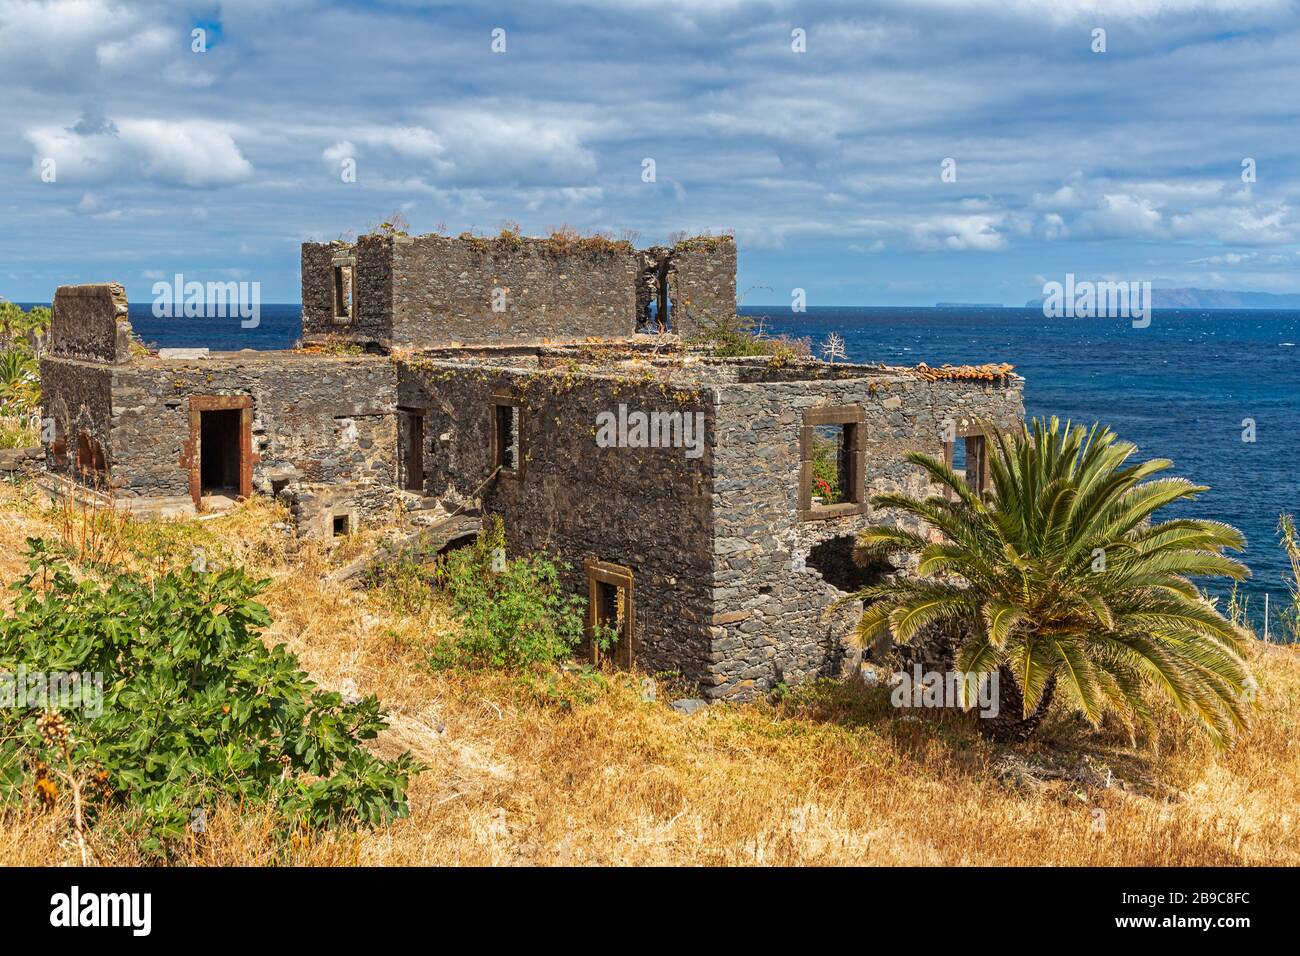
(0, 539, 418, 857)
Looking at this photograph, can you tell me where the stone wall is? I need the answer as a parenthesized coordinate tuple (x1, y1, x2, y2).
(706, 369, 1025, 699)
(300, 232, 741, 349)
(669, 238, 737, 336)
(301, 236, 394, 345)
(0, 446, 43, 473)
(106, 353, 397, 507)
(389, 235, 639, 347)
(47, 284, 131, 364)
(399, 358, 717, 681)
(281, 480, 397, 540)
(40, 357, 114, 473)
(300, 242, 336, 337)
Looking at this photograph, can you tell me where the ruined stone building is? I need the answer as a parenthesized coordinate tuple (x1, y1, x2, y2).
(39, 230, 1023, 700)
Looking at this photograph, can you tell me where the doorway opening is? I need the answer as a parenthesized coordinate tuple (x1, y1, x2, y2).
(200, 408, 242, 495)
(400, 409, 425, 492)
(586, 559, 634, 669)
(188, 395, 252, 507)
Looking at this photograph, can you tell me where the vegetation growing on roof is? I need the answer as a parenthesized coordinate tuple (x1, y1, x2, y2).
(670, 230, 736, 253)
(364, 211, 410, 239)
(687, 313, 811, 363)
(298, 334, 365, 356)
(542, 225, 634, 257)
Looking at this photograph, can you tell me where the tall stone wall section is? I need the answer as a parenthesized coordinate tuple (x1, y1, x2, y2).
(301, 235, 394, 345)
(40, 358, 114, 472)
(706, 371, 1025, 699)
(399, 359, 717, 681)
(300, 243, 335, 336)
(40, 283, 130, 473)
(670, 239, 737, 336)
(389, 236, 639, 347)
(47, 283, 132, 364)
(301, 232, 740, 349)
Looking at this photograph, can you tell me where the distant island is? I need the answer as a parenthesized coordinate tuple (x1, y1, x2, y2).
(935, 302, 1003, 308)
(1025, 288, 1300, 310)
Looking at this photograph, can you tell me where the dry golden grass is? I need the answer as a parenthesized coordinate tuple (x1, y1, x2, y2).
(1, 477, 1297, 866)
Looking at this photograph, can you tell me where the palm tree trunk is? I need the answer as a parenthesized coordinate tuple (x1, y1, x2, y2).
(981, 666, 1057, 742)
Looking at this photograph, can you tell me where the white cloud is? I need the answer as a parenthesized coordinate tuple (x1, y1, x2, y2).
(322, 139, 355, 169)
(1039, 212, 1068, 241)
(96, 25, 173, 70)
(329, 111, 600, 186)
(910, 214, 1007, 251)
(1171, 203, 1292, 244)
(1074, 193, 1163, 239)
(73, 191, 122, 219)
(26, 116, 254, 187)
(1032, 185, 1085, 210)
(849, 240, 886, 254)
(903, 0, 1289, 22)
(3, 0, 1300, 301)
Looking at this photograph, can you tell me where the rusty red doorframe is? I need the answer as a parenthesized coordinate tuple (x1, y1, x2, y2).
(185, 395, 255, 507)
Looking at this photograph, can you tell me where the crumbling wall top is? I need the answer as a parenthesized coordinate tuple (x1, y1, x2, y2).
(48, 283, 132, 364)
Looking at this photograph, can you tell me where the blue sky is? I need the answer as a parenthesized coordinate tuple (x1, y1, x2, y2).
(1, 0, 1298, 305)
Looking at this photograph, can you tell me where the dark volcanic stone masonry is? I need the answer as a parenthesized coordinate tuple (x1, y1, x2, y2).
(399, 355, 716, 682)
(108, 353, 396, 498)
(301, 232, 738, 348)
(709, 367, 1023, 697)
(39, 228, 1024, 700)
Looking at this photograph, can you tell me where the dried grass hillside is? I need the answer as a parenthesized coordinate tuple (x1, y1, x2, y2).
(0, 478, 1297, 866)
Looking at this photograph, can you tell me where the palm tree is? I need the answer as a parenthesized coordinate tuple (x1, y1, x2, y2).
(0, 347, 40, 415)
(851, 417, 1254, 744)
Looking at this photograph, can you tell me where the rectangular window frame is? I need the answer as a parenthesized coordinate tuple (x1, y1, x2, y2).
(331, 255, 356, 326)
(943, 427, 993, 499)
(489, 392, 526, 481)
(798, 405, 867, 521)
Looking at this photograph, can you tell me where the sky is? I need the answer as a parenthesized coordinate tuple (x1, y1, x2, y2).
(1, 0, 1298, 306)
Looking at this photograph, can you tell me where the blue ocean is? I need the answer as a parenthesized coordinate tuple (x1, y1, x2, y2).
(32, 302, 1300, 630)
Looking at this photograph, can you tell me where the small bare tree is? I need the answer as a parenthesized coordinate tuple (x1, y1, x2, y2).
(821, 332, 847, 364)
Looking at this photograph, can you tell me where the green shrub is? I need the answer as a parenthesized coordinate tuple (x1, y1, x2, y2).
(428, 520, 601, 669)
(0, 539, 419, 857)
(688, 314, 811, 361)
(365, 555, 442, 616)
(810, 431, 846, 503)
